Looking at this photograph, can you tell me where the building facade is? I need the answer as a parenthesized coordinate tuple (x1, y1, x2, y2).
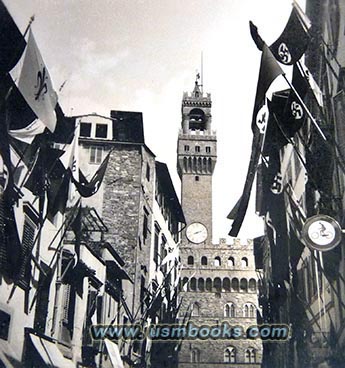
(255, 1, 345, 367)
(177, 81, 262, 367)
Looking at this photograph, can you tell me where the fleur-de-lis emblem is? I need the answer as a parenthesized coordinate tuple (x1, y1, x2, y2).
(278, 43, 292, 64)
(34, 66, 48, 101)
(291, 101, 303, 120)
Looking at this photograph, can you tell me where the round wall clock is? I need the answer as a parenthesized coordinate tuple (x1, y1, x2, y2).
(186, 222, 208, 244)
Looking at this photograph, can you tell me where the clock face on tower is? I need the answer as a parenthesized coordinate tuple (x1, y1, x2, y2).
(186, 222, 208, 244)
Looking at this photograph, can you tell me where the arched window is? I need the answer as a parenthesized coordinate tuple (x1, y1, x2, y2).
(223, 277, 231, 292)
(181, 277, 189, 291)
(198, 278, 205, 291)
(224, 346, 236, 363)
(240, 278, 248, 292)
(201, 256, 207, 265)
(214, 256, 221, 267)
(241, 257, 248, 267)
(206, 278, 212, 292)
(187, 256, 194, 265)
(250, 304, 256, 318)
(191, 348, 200, 363)
(231, 278, 239, 292)
(224, 303, 235, 318)
(191, 302, 200, 317)
(190, 277, 196, 291)
(245, 348, 256, 363)
(228, 256, 235, 267)
(214, 277, 221, 293)
(249, 278, 257, 292)
(244, 303, 256, 318)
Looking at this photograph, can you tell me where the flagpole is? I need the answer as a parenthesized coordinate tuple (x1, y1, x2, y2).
(294, 61, 345, 178)
(23, 15, 35, 38)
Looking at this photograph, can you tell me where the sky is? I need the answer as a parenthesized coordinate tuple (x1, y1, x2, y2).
(4, 0, 305, 242)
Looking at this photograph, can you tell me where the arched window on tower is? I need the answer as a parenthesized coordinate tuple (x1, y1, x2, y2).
(189, 108, 206, 131)
(187, 256, 194, 265)
(201, 256, 207, 265)
(223, 277, 231, 292)
(245, 348, 256, 363)
(191, 348, 200, 363)
(206, 278, 212, 292)
(232, 278, 239, 292)
(224, 346, 236, 363)
(214, 256, 221, 267)
(214, 278, 222, 293)
(240, 278, 248, 292)
(191, 302, 200, 317)
(198, 278, 205, 291)
(224, 303, 235, 317)
(249, 278, 257, 292)
(228, 256, 235, 267)
(190, 278, 196, 291)
(241, 257, 248, 267)
(243, 303, 256, 318)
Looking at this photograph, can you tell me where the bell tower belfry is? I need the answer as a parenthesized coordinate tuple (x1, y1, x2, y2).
(177, 77, 217, 244)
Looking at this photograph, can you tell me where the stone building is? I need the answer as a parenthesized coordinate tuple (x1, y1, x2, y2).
(177, 80, 262, 367)
(78, 110, 185, 367)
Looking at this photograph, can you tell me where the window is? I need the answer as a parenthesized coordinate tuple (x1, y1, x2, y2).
(244, 303, 256, 318)
(146, 163, 150, 181)
(249, 279, 257, 292)
(228, 257, 235, 267)
(240, 278, 248, 292)
(184, 145, 190, 152)
(201, 256, 207, 265)
(198, 278, 205, 291)
(241, 257, 248, 267)
(190, 278, 196, 291)
(154, 223, 160, 265)
(245, 348, 256, 363)
(195, 145, 200, 153)
(191, 303, 200, 317)
(191, 348, 200, 362)
(0, 310, 10, 340)
(95, 123, 108, 138)
(206, 278, 212, 292)
(224, 346, 236, 363)
(143, 207, 149, 243)
(80, 122, 91, 137)
(214, 256, 221, 267)
(18, 217, 36, 289)
(89, 146, 102, 164)
(206, 146, 211, 153)
(224, 303, 235, 318)
(232, 278, 239, 292)
(214, 278, 221, 293)
(187, 256, 194, 265)
(195, 175, 199, 181)
(223, 278, 231, 292)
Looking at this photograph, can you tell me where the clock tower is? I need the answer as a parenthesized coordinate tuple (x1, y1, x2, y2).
(176, 78, 262, 368)
(177, 78, 217, 244)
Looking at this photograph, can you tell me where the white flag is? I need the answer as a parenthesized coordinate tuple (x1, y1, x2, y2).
(18, 29, 58, 132)
(9, 119, 45, 144)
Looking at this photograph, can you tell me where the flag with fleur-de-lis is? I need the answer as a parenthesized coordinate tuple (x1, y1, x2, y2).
(18, 29, 58, 132)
